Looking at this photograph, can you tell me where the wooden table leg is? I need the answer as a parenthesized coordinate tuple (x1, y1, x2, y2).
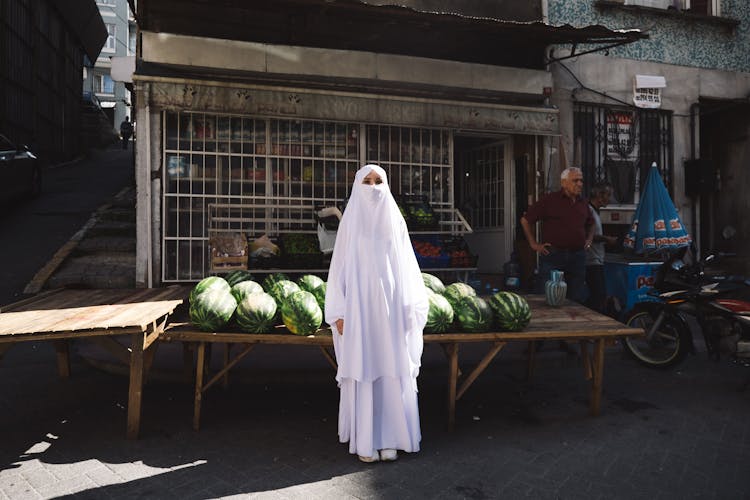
(590, 338, 605, 416)
(193, 342, 206, 431)
(126, 333, 145, 440)
(54, 340, 70, 378)
(445, 343, 459, 431)
(526, 341, 537, 381)
(580, 340, 592, 380)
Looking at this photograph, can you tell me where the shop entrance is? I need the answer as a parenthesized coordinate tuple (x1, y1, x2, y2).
(454, 135, 513, 273)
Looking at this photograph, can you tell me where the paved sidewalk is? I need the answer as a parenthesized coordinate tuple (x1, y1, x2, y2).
(1, 335, 748, 499)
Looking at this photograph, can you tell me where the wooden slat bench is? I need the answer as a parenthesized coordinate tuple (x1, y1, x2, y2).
(162, 296, 643, 431)
(0, 286, 189, 439)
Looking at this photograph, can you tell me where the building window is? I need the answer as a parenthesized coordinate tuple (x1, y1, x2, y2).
(685, 0, 720, 15)
(103, 23, 116, 52)
(97, 0, 116, 4)
(574, 103, 673, 206)
(95, 74, 115, 94)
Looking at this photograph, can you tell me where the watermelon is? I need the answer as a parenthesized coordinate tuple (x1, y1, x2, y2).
(442, 282, 477, 310)
(235, 292, 278, 333)
(224, 270, 254, 287)
(230, 280, 263, 302)
(455, 295, 494, 332)
(189, 276, 230, 303)
(310, 282, 327, 314)
(422, 273, 446, 294)
(262, 273, 290, 293)
(189, 287, 238, 332)
(425, 292, 454, 333)
(268, 280, 301, 307)
(488, 291, 531, 331)
(280, 290, 323, 335)
(297, 274, 325, 293)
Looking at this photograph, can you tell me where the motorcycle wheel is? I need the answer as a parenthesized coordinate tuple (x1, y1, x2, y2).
(623, 309, 692, 368)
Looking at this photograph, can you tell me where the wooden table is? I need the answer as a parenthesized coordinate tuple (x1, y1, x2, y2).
(163, 296, 643, 431)
(0, 287, 188, 439)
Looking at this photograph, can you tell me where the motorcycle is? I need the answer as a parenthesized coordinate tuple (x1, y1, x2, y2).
(623, 250, 750, 369)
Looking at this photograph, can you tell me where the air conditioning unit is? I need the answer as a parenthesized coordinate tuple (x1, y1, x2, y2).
(624, 0, 672, 8)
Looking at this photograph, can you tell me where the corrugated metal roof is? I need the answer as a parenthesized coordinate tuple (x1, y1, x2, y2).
(137, 0, 646, 69)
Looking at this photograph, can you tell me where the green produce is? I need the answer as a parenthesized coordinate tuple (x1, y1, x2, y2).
(281, 290, 323, 335)
(230, 280, 263, 302)
(425, 292, 453, 333)
(488, 291, 531, 331)
(189, 287, 238, 332)
(262, 272, 290, 293)
(310, 282, 327, 314)
(224, 270, 254, 287)
(189, 276, 230, 303)
(297, 274, 325, 293)
(268, 280, 301, 307)
(442, 282, 477, 310)
(422, 272, 446, 294)
(235, 292, 278, 333)
(455, 295, 494, 332)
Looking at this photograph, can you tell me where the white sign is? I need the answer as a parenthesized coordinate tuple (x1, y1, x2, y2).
(633, 75, 666, 109)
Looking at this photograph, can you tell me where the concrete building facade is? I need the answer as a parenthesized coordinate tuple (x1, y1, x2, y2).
(83, 0, 135, 133)
(546, 0, 750, 267)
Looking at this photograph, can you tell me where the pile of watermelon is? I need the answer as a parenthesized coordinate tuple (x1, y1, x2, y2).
(421, 273, 532, 333)
(188, 272, 326, 335)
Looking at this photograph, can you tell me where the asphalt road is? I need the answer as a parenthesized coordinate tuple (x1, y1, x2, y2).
(0, 146, 134, 307)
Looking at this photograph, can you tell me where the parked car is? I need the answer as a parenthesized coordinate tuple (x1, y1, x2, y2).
(0, 133, 41, 202)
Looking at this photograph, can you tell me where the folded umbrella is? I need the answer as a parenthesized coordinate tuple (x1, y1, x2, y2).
(623, 163, 691, 254)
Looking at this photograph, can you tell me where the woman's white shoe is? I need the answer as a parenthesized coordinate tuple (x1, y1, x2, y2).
(379, 449, 398, 461)
(358, 453, 380, 463)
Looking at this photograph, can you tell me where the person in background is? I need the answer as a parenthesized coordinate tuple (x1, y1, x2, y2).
(586, 182, 618, 313)
(119, 116, 133, 150)
(520, 167, 594, 303)
(325, 164, 429, 463)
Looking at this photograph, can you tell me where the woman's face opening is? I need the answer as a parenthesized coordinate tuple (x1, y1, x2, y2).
(362, 171, 383, 185)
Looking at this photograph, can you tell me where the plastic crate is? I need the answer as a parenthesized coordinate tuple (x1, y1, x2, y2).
(450, 254, 478, 268)
(416, 254, 451, 269)
(398, 195, 440, 230)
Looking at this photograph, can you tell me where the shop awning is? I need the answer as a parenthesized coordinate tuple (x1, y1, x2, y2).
(134, 0, 646, 70)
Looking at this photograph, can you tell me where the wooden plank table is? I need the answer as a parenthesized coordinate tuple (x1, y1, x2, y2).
(0, 286, 188, 439)
(162, 296, 643, 431)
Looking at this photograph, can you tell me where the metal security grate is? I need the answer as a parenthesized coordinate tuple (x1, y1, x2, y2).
(573, 103, 673, 205)
(161, 113, 461, 282)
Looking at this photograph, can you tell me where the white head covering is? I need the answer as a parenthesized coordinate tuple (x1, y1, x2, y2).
(325, 164, 429, 385)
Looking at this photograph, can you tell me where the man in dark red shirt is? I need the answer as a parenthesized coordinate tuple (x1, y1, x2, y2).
(520, 167, 594, 303)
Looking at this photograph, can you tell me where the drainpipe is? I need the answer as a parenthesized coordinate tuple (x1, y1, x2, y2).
(689, 102, 700, 255)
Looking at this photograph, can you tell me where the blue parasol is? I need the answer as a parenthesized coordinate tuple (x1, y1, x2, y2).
(623, 163, 691, 254)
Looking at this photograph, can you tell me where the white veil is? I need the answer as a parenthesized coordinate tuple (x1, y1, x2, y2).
(325, 164, 429, 386)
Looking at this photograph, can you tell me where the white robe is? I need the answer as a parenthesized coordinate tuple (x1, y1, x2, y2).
(325, 164, 429, 457)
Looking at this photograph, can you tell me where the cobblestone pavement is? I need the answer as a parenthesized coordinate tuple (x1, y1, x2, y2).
(1, 336, 749, 499)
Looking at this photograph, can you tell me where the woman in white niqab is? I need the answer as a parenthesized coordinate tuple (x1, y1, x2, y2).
(325, 164, 429, 463)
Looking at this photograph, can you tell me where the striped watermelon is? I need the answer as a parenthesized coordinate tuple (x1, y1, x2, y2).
(280, 290, 323, 335)
(455, 295, 494, 332)
(268, 280, 301, 307)
(230, 280, 263, 302)
(488, 291, 531, 331)
(425, 291, 453, 333)
(189, 276, 230, 303)
(297, 274, 325, 293)
(422, 273, 446, 294)
(224, 270, 254, 287)
(442, 282, 477, 310)
(189, 287, 238, 332)
(310, 282, 327, 315)
(263, 273, 290, 293)
(235, 292, 278, 333)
